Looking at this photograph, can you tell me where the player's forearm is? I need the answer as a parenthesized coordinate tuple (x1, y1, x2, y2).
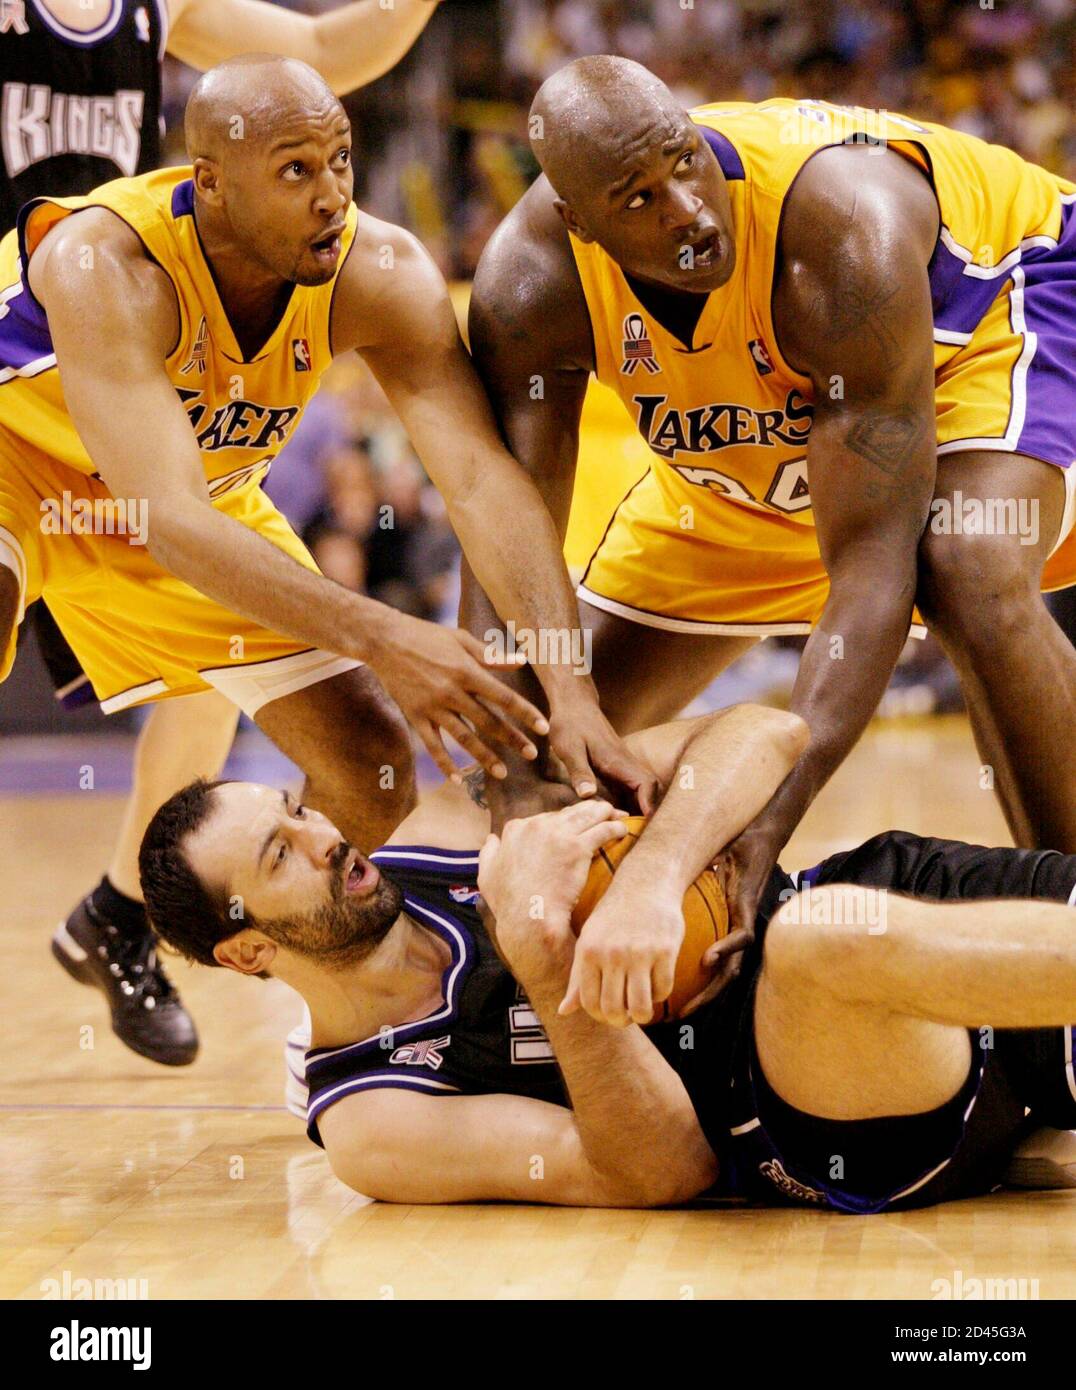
(449, 459, 597, 710)
(148, 493, 391, 663)
(311, 0, 439, 94)
(612, 706, 810, 900)
(522, 969, 718, 1205)
(180, 0, 439, 96)
(766, 570, 916, 844)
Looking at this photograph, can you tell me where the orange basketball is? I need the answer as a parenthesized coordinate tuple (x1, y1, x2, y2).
(569, 816, 729, 1024)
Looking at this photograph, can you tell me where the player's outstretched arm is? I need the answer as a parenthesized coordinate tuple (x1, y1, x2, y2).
(31, 211, 546, 780)
(463, 185, 652, 812)
(167, 0, 441, 96)
(722, 147, 941, 933)
(334, 215, 657, 809)
(319, 1084, 695, 1207)
(561, 705, 810, 1026)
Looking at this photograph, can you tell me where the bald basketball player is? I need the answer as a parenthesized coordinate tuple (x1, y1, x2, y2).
(4, 0, 449, 1068)
(463, 57, 1076, 984)
(139, 706, 1076, 1211)
(0, 57, 654, 1028)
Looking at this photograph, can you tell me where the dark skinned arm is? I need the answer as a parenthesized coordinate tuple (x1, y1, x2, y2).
(465, 180, 659, 813)
(332, 209, 638, 790)
(720, 145, 941, 942)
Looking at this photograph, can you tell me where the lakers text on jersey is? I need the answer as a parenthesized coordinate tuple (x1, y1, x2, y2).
(0, 166, 361, 713)
(574, 100, 1076, 636)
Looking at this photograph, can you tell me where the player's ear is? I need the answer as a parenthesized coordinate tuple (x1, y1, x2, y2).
(553, 199, 592, 243)
(214, 932, 276, 978)
(192, 157, 224, 209)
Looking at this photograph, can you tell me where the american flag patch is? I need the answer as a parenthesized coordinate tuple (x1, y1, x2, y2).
(621, 312, 661, 375)
(180, 316, 209, 375)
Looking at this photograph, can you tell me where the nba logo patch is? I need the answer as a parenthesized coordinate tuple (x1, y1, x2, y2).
(748, 338, 774, 376)
(0, 1, 28, 36)
(135, 6, 151, 42)
(449, 884, 479, 905)
(621, 313, 661, 375)
(292, 338, 312, 372)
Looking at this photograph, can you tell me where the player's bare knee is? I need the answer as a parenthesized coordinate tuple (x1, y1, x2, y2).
(916, 529, 1040, 645)
(764, 885, 885, 997)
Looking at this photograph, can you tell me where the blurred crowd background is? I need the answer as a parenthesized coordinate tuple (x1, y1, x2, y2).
(164, 0, 1076, 281)
(16, 0, 1071, 732)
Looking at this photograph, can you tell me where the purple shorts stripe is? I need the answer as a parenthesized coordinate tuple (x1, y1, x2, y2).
(929, 240, 1008, 338)
(0, 283, 53, 371)
(1014, 199, 1076, 466)
(929, 209, 1073, 341)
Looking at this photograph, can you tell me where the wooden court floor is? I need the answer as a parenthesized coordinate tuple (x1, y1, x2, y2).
(2, 716, 1074, 1300)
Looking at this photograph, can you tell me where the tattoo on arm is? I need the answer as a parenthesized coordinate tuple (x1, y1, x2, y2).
(844, 409, 929, 499)
(820, 282, 902, 369)
(462, 767, 488, 809)
(845, 409, 926, 470)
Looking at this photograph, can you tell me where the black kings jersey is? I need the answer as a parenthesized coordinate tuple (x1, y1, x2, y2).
(304, 831, 1076, 1196)
(305, 844, 568, 1142)
(303, 842, 777, 1160)
(1, 0, 166, 230)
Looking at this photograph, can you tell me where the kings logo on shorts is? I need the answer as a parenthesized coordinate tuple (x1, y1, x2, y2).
(390, 1036, 451, 1069)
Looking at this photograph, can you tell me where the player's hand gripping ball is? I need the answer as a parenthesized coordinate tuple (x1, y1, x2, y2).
(569, 817, 729, 1024)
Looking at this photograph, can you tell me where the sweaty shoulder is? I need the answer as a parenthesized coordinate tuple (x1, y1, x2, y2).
(470, 175, 594, 373)
(775, 145, 939, 379)
(27, 206, 179, 355)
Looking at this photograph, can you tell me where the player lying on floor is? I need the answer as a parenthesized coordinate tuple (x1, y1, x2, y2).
(138, 705, 1076, 1212)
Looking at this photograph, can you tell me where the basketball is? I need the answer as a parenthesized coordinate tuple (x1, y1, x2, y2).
(570, 816, 729, 1024)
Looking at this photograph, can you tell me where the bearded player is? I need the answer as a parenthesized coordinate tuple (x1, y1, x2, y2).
(463, 56, 1076, 986)
(138, 704, 1076, 1212)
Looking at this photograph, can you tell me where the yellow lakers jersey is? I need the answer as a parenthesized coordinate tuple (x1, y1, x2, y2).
(571, 99, 1076, 528)
(0, 166, 357, 496)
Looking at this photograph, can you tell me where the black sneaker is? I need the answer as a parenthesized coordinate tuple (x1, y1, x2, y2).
(52, 896, 199, 1066)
